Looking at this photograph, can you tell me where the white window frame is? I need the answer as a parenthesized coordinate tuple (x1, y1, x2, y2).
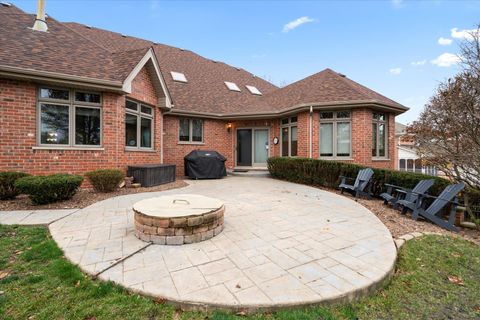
(319, 111, 352, 159)
(170, 71, 187, 83)
(280, 116, 298, 157)
(372, 112, 388, 159)
(178, 118, 204, 144)
(37, 86, 102, 148)
(125, 99, 154, 151)
(399, 158, 437, 176)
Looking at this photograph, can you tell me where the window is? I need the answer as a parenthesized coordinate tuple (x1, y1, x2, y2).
(399, 158, 438, 176)
(319, 111, 351, 158)
(224, 81, 241, 92)
(372, 112, 387, 158)
(280, 116, 297, 157)
(38, 87, 101, 147)
(246, 85, 262, 95)
(170, 71, 187, 83)
(179, 118, 203, 143)
(125, 100, 154, 149)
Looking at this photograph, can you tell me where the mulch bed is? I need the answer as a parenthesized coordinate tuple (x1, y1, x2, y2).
(0, 180, 188, 211)
(349, 192, 480, 245)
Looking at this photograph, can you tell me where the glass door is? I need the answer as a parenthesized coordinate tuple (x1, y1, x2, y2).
(253, 129, 269, 166)
(236, 129, 252, 166)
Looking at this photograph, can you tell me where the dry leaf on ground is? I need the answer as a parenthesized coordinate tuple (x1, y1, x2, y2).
(447, 275, 465, 285)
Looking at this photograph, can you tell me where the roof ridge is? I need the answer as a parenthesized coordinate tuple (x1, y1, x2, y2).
(61, 21, 113, 53)
(64, 21, 153, 48)
(266, 68, 333, 94)
(112, 46, 151, 55)
(332, 69, 400, 104)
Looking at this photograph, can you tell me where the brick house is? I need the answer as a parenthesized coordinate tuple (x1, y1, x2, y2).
(0, 4, 408, 182)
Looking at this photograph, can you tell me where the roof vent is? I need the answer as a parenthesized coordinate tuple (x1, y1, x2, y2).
(246, 85, 262, 95)
(338, 73, 346, 78)
(171, 71, 187, 83)
(224, 81, 241, 92)
(1, 2, 12, 7)
(121, 34, 127, 38)
(85, 25, 92, 29)
(32, 0, 48, 32)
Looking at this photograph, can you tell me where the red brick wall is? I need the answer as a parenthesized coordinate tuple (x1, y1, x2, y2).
(163, 116, 233, 175)
(162, 116, 283, 174)
(0, 66, 165, 186)
(309, 108, 396, 169)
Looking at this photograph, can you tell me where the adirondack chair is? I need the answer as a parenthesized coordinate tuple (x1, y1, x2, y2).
(381, 179, 435, 211)
(411, 182, 465, 232)
(339, 168, 374, 199)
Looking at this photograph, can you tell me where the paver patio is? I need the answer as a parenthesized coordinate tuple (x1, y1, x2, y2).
(46, 176, 396, 310)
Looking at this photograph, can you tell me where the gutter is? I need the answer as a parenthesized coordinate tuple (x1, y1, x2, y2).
(0, 65, 124, 92)
(168, 100, 409, 120)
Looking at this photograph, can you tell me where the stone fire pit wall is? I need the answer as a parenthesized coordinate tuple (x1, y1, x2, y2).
(134, 205, 225, 245)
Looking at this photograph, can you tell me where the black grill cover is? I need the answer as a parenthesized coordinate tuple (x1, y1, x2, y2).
(184, 150, 227, 179)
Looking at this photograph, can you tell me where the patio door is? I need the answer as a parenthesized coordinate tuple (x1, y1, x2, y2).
(236, 128, 269, 167)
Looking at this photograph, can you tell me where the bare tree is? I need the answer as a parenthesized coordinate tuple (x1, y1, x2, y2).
(409, 25, 480, 191)
(459, 24, 480, 74)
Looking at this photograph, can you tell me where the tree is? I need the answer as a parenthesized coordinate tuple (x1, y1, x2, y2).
(409, 26, 480, 191)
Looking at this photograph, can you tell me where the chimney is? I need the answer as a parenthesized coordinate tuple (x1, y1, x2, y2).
(32, 0, 48, 32)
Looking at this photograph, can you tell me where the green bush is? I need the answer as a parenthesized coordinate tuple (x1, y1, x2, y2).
(0, 171, 30, 200)
(85, 169, 125, 193)
(267, 157, 451, 197)
(14, 174, 83, 205)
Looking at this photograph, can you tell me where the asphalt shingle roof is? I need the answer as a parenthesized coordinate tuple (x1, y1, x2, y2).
(0, 4, 407, 115)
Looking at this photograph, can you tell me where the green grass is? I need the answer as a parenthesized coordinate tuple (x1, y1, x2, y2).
(0, 225, 479, 320)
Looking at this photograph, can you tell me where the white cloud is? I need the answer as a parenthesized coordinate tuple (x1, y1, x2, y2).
(282, 16, 315, 33)
(389, 67, 402, 75)
(451, 27, 478, 41)
(411, 60, 426, 66)
(438, 37, 452, 45)
(430, 53, 460, 67)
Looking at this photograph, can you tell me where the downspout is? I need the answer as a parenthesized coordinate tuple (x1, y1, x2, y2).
(309, 105, 313, 158)
(162, 106, 174, 163)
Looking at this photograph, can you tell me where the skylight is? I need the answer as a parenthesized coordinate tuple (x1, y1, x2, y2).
(246, 85, 262, 95)
(224, 81, 241, 92)
(171, 71, 187, 83)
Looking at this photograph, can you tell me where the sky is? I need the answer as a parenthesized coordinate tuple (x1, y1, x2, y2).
(11, 0, 480, 123)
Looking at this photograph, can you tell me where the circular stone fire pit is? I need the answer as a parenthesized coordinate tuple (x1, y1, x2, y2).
(133, 194, 225, 245)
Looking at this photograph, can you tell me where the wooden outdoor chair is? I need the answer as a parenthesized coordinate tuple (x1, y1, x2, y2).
(339, 168, 374, 199)
(381, 179, 435, 211)
(411, 182, 465, 232)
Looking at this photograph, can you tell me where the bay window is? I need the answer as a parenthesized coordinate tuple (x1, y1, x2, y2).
(319, 111, 351, 158)
(179, 118, 203, 143)
(38, 87, 101, 147)
(281, 116, 297, 157)
(125, 100, 154, 149)
(372, 112, 387, 158)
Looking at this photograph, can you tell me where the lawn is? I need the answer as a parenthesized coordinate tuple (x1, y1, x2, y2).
(0, 225, 479, 320)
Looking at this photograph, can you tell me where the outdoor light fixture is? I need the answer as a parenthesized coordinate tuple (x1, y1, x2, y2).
(226, 123, 232, 132)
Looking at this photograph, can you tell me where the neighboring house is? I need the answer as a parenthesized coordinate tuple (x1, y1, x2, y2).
(0, 4, 408, 181)
(395, 122, 438, 176)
